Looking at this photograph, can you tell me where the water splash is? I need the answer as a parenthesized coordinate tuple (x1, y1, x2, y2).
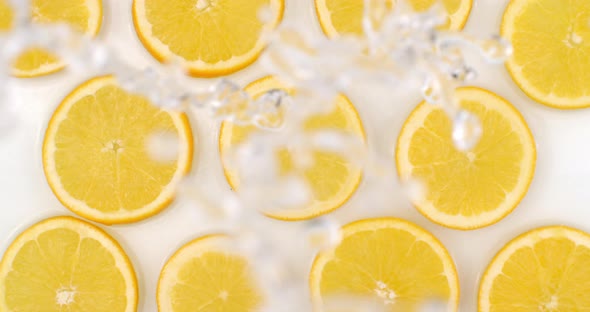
(478, 35, 513, 64)
(452, 110, 483, 151)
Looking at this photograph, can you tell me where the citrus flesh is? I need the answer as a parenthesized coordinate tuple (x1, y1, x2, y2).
(0, 0, 13, 30)
(310, 217, 459, 311)
(158, 235, 263, 312)
(502, 0, 590, 108)
(396, 87, 536, 230)
(479, 226, 590, 312)
(0, 216, 137, 312)
(0, 0, 103, 77)
(219, 76, 365, 221)
(43, 76, 193, 224)
(314, 0, 472, 38)
(133, 0, 284, 77)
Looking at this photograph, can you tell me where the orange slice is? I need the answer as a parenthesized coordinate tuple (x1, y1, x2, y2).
(479, 226, 590, 311)
(0, 0, 103, 77)
(132, 0, 284, 77)
(315, 0, 472, 38)
(219, 76, 365, 220)
(43, 76, 193, 224)
(0, 216, 138, 311)
(158, 235, 263, 312)
(310, 217, 459, 311)
(396, 87, 536, 229)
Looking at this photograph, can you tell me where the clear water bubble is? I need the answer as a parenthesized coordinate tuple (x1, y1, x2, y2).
(256, 89, 288, 111)
(452, 109, 482, 151)
(1, 34, 26, 61)
(212, 231, 300, 312)
(421, 78, 442, 105)
(146, 130, 179, 163)
(291, 147, 315, 171)
(84, 42, 111, 70)
(363, 0, 389, 54)
(116, 67, 158, 95)
(479, 35, 513, 64)
(257, 4, 275, 24)
(65, 38, 111, 72)
(178, 179, 245, 229)
(116, 71, 140, 93)
(244, 175, 312, 214)
(272, 175, 312, 208)
(184, 93, 206, 110)
(230, 138, 279, 184)
(303, 217, 342, 251)
(253, 89, 290, 130)
(8, 0, 31, 25)
(261, 27, 318, 84)
(403, 178, 427, 203)
(210, 79, 241, 105)
(311, 130, 366, 166)
(208, 79, 252, 122)
(450, 65, 477, 83)
(157, 93, 184, 109)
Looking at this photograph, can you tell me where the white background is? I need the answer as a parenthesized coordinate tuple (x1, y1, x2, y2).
(2, 0, 590, 311)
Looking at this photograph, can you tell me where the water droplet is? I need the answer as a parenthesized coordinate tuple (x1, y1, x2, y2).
(87, 44, 110, 69)
(421, 78, 442, 105)
(253, 89, 290, 129)
(195, 0, 209, 10)
(244, 174, 312, 214)
(208, 79, 251, 122)
(450, 65, 477, 83)
(257, 4, 276, 23)
(311, 131, 366, 166)
(2, 35, 26, 60)
(403, 178, 426, 203)
(303, 217, 342, 251)
(363, 0, 389, 35)
(146, 131, 179, 163)
(480, 35, 513, 64)
(452, 110, 482, 151)
(55, 287, 76, 306)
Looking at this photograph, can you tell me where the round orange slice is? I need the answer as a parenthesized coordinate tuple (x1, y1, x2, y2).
(132, 0, 284, 77)
(479, 226, 590, 311)
(219, 76, 365, 221)
(310, 217, 459, 311)
(158, 235, 263, 311)
(0, 216, 138, 311)
(315, 0, 472, 38)
(0, 0, 103, 77)
(43, 76, 193, 224)
(501, 0, 590, 108)
(396, 87, 536, 230)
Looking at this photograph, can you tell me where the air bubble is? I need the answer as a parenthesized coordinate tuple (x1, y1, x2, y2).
(303, 217, 342, 251)
(403, 178, 426, 203)
(253, 89, 290, 130)
(257, 4, 276, 23)
(480, 35, 513, 64)
(450, 65, 477, 83)
(452, 110, 482, 151)
(146, 131, 180, 163)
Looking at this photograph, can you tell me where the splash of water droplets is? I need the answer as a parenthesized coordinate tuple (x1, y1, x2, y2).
(452, 110, 483, 151)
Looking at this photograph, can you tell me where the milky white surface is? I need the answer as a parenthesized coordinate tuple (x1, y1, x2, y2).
(1, 0, 590, 311)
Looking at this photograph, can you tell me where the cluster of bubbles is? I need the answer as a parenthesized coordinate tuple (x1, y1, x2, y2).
(0, 0, 514, 310)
